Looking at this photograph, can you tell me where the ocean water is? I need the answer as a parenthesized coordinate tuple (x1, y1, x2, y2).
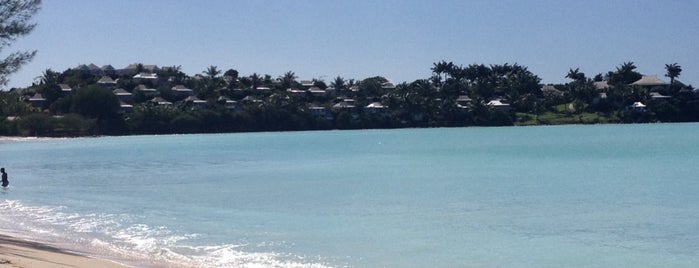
(1, 124, 698, 267)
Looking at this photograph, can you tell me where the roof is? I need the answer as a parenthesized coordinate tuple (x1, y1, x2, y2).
(287, 88, 305, 94)
(150, 97, 172, 105)
(29, 93, 46, 101)
(333, 101, 355, 109)
(58, 84, 72, 92)
(133, 73, 158, 79)
(112, 88, 132, 96)
(631, 101, 646, 108)
(97, 76, 116, 84)
(136, 84, 157, 92)
(309, 87, 326, 94)
(631, 75, 668, 86)
(487, 100, 509, 107)
(308, 106, 326, 110)
(217, 96, 237, 103)
(125, 64, 159, 72)
(119, 101, 133, 108)
(185, 96, 207, 103)
(456, 95, 472, 102)
(366, 102, 387, 109)
(381, 82, 396, 89)
(172, 85, 193, 92)
(593, 81, 611, 90)
(650, 92, 671, 99)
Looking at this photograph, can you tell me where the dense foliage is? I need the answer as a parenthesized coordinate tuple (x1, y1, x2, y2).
(0, 61, 696, 136)
(0, 0, 41, 86)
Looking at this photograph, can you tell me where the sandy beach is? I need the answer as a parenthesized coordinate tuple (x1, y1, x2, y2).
(0, 235, 130, 268)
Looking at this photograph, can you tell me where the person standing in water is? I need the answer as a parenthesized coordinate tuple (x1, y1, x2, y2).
(1, 168, 8, 187)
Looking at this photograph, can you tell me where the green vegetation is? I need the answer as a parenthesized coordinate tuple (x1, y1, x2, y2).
(0, 60, 696, 137)
(0, 0, 41, 86)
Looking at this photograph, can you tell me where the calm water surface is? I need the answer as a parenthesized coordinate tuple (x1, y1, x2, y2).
(1, 124, 698, 267)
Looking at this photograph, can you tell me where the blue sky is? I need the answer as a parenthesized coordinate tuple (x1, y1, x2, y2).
(6, 0, 699, 89)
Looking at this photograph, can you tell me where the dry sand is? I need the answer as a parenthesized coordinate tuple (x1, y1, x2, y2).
(0, 235, 130, 268)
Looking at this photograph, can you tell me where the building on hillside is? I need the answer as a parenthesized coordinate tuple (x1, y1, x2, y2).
(184, 96, 208, 110)
(541, 85, 564, 99)
(112, 88, 132, 102)
(308, 105, 333, 120)
(118, 101, 133, 114)
(135, 84, 159, 99)
(381, 82, 397, 95)
(308, 87, 327, 97)
(593, 81, 612, 92)
(256, 86, 271, 93)
(133, 72, 159, 84)
(217, 96, 238, 111)
(456, 95, 472, 112)
(150, 97, 172, 106)
(287, 88, 305, 96)
(172, 85, 194, 97)
(300, 80, 314, 89)
(487, 99, 510, 111)
(365, 102, 388, 114)
(27, 93, 46, 108)
(59, 84, 72, 93)
(72, 64, 104, 76)
(631, 75, 669, 89)
(629, 101, 647, 111)
(97, 76, 117, 89)
(332, 98, 356, 110)
(650, 92, 672, 101)
(101, 65, 116, 76)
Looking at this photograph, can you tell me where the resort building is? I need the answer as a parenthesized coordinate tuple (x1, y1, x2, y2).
(631, 75, 669, 88)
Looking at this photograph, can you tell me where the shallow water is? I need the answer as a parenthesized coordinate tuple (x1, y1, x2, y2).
(1, 124, 698, 267)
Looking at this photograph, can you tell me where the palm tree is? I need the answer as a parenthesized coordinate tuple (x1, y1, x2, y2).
(331, 76, 346, 89)
(279, 71, 297, 89)
(250, 73, 262, 89)
(36, 68, 60, 85)
(431, 61, 455, 83)
(664, 63, 682, 85)
(611, 61, 642, 85)
(203, 65, 220, 79)
(565, 68, 586, 81)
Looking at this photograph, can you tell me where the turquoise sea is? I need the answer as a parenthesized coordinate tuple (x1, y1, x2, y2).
(1, 124, 698, 267)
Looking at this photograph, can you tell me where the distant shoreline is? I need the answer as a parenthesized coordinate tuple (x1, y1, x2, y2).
(0, 136, 68, 141)
(0, 122, 686, 140)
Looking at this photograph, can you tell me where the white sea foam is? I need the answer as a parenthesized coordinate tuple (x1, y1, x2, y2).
(0, 200, 333, 268)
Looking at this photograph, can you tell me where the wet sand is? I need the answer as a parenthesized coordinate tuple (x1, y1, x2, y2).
(0, 235, 130, 268)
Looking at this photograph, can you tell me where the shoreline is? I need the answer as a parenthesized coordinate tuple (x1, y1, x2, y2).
(0, 234, 131, 268)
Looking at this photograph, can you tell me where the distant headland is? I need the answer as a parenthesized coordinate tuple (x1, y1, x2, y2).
(0, 61, 696, 137)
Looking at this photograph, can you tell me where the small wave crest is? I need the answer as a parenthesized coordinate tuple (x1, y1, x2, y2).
(0, 200, 335, 268)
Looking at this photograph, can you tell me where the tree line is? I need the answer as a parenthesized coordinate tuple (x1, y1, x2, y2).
(0, 60, 696, 137)
(3, 1, 699, 137)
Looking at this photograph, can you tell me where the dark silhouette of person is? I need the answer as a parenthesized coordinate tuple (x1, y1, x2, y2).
(1, 168, 8, 187)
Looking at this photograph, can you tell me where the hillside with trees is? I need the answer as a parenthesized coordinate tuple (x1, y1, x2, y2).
(1, 61, 697, 137)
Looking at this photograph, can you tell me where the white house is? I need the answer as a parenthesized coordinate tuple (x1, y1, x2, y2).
(487, 99, 510, 111)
